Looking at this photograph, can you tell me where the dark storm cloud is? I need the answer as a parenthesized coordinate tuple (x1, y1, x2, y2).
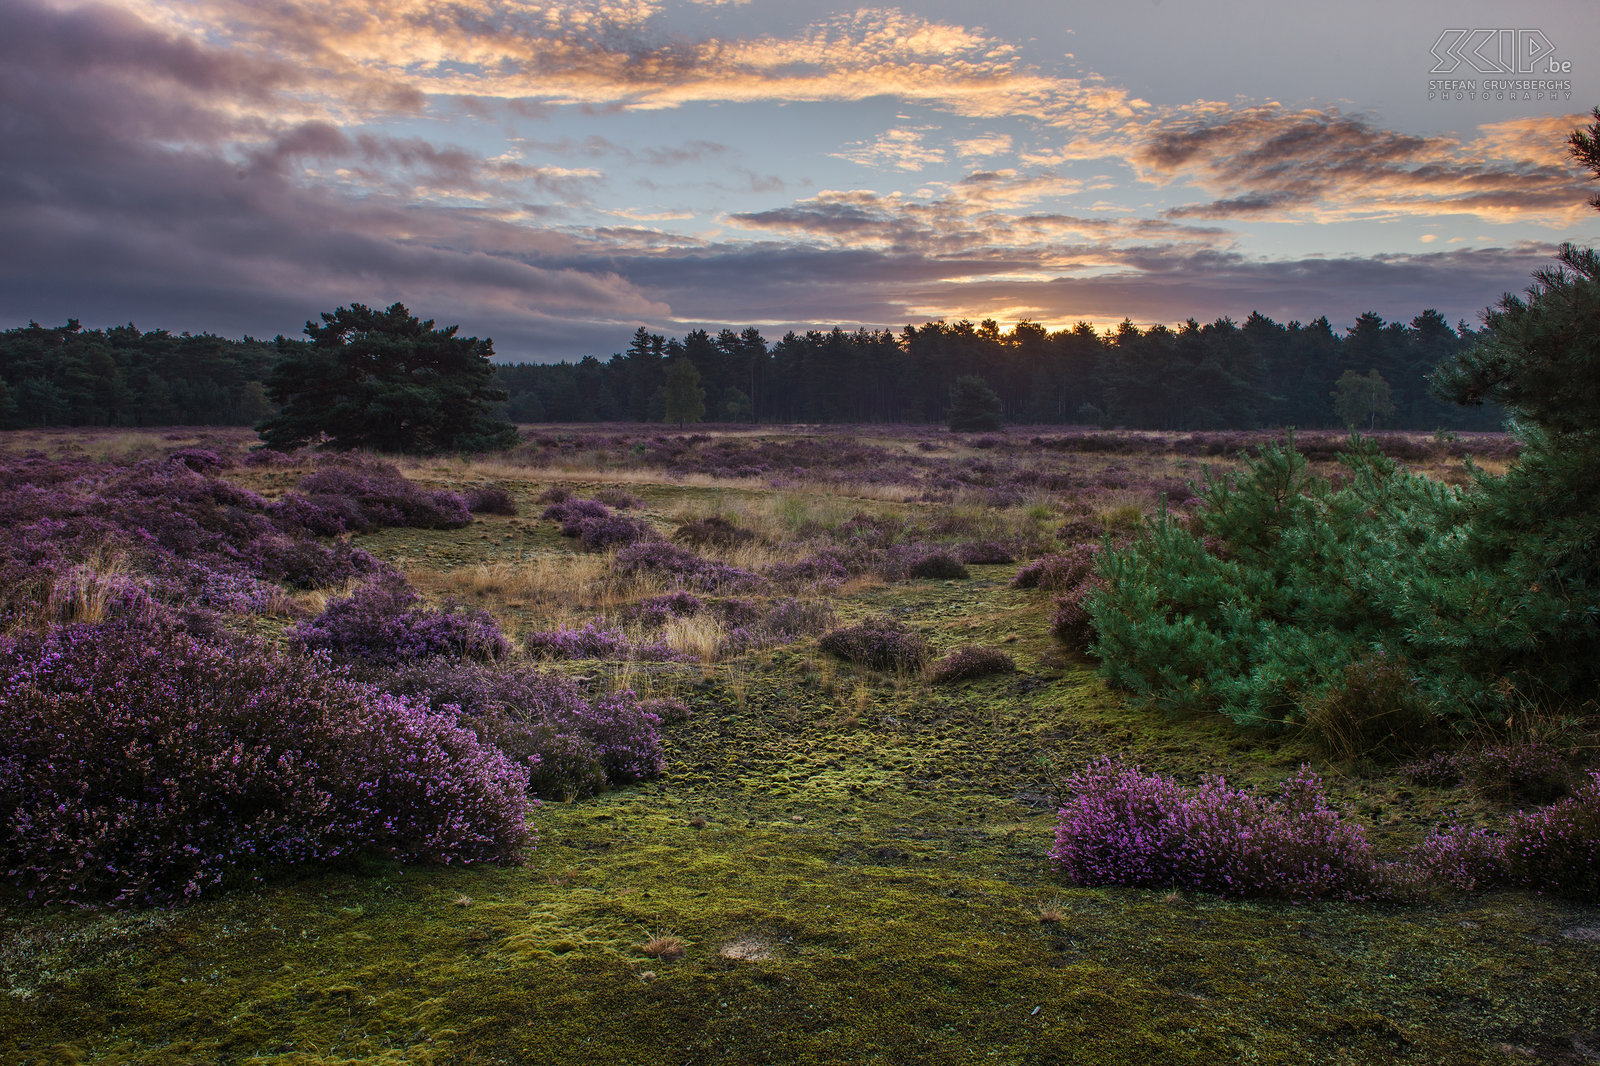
(0, 0, 660, 354)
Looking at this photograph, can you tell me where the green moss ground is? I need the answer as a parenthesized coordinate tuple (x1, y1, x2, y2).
(3, 473, 1598, 1065)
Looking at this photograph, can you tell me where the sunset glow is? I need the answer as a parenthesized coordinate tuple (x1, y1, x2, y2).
(2, 0, 1597, 358)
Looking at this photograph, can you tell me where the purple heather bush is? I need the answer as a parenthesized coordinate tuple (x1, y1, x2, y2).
(957, 540, 1016, 565)
(285, 461, 472, 533)
(380, 661, 667, 800)
(0, 613, 533, 906)
(464, 483, 518, 515)
(1050, 760, 1376, 900)
(818, 615, 930, 671)
(0, 453, 381, 627)
(292, 575, 510, 664)
(624, 591, 705, 628)
(1420, 771, 1600, 900)
(1467, 739, 1572, 806)
(523, 619, 630, 660)
(929, 645, 1016, 684)
(674, 514, 756, 549)
(907, 550, 970, 580)
(542, 498, 610, 524)
(167, 448, 233, 473)
(242, 447, 298, 467)
(765, 553, 849, 592)
(576, 514, 658, 551)
(613, 541, 764, 593)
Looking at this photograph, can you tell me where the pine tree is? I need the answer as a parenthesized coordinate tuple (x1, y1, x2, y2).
(947, 374, 1003, 431)
(258, 303, 517, 454)
(662, 355, 705, 427)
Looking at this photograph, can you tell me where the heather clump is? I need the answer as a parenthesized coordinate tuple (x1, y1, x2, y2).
(818, 616, 929, 671)
(1050, 760, 1376, 900)
(624, 591, 705, 628)
(614, 541, 764, 593)
(464, 483, 518, 515)
(292, 575, 510, 663)
(578, 513, 659, 550)
(523, 619, 631, 660)
(542, 497, 610, 524)
(929, 646, 1015, 684)
(765, 553, 849, 592)
(285, 460, 472, 532)
(378, 661, 666, 800)
(542, 497, 659, 550)
(1012, 545, 1101, 591)
(906, 550, 969, 580)
(1420, 771, 1600, 899)
(1467, 738, 1573, 806)
(0, 452, 379, 628)
(956, 540, 1015, 565)
(0, 614, 533, 906)
(673, 514, 756, 549)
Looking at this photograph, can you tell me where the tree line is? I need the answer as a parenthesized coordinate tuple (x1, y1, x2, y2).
(0, 320, 277, 428)
(495, 311, 1500, 430)
(1, 308, 1501, 431)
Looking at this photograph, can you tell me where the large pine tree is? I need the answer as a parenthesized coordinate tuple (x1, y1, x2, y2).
(258, 303, 517, 454)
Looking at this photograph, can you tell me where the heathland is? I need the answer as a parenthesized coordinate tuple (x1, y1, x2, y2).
(1, 423, 1595, 1066)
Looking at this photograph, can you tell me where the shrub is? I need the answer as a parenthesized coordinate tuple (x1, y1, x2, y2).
(292, 575, 510, 663)
(575, 514, 657, 551)
(380, 661, 666, 800)
(929, 646, 1015, 684)
(818, 616, 929, 671)
(1468, 739, 1572, 806)
(167, 448, 232, 473)
(1303, 652, 1440, 761)
(523, 619, 629, 660)
(1012, 545, 1101, 591)
(1050, 760, 1375, 899)
(614, 542, 763, 593)
(464, 484, 518, 515)
(1401, 751, 1464, 787)
(759, 597, 835, 639)
(674, 515, 756, 549)
(957, 540, 1015, 565)
(0, 615, 533, 906)
(907, 551, 969, 580)
(543, 498, 610, 525)
(286, 462, 472, 532)
(1420, 771, 1600, 899)
(625, 592, 705, 628)
(593, 488, 643, 509)
(766, 554, 849, 592)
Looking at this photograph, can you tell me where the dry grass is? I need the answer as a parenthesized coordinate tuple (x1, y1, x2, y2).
(639, 935, 686, 961)
(658, 613, 729, 663)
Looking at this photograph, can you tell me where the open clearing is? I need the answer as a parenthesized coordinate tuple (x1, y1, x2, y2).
(1, 425, 1595, 1066)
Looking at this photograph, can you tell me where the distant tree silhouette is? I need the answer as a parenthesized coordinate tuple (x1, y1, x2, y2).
(1332, 369, 1395, 430)
(947, 374, 1004, 431)
(663, 354, 705, 427)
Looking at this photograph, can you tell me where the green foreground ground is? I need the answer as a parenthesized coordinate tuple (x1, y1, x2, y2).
(2, 448, 1598, 1065)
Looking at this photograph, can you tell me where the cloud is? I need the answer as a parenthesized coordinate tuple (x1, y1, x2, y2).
(954, 133, 1013, 159)
(831, 127, 946, 172)
(1138, 106, 1591, 225)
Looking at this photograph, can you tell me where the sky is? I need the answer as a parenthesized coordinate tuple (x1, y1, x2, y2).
(1, 0, 1597, 362)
